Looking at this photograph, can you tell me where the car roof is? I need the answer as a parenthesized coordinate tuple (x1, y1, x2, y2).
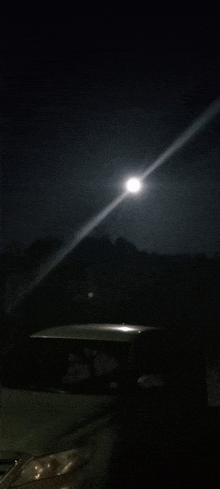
(31, 324, 162, 342)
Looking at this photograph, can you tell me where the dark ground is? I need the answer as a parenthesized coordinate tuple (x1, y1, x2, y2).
(108, 405, 220, 488)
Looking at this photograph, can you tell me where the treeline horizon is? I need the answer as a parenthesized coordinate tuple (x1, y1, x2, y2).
(2, 234, 220, 261)
(1, 234, 220, 361)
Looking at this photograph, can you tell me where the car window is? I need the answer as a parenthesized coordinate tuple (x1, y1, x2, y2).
(62, 352, 91, 384)
(61, 348, 119, 385)
(1, 338, 129, 394)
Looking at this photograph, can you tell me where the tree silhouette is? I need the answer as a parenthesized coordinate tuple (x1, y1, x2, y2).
(115, 237, 137, 255)
(1, 234, 219, 364)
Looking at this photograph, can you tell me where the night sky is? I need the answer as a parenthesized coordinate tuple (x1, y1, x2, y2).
(2, 4, 220, 257)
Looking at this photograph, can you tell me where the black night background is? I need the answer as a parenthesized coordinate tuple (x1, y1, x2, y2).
(1, 2, 220, 383)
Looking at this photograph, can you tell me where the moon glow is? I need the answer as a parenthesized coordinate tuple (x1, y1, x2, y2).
(126, 178, 141, 193)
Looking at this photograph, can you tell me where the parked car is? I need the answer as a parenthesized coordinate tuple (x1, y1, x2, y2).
(0, 323, 207, 489)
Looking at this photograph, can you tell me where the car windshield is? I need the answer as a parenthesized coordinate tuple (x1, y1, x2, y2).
(1, 338, 130, 394)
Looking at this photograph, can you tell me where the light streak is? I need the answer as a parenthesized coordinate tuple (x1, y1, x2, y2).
(37, 95, 220, 286)
(10, 95, 220, 309)
(35, 192, 128, 285)
(140, 96, 220, 180)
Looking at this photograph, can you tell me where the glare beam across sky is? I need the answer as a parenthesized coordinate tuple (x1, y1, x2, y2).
(40, 94, 220, 285)
(140, 95, 220, 181)
(11, 95, 220, 311)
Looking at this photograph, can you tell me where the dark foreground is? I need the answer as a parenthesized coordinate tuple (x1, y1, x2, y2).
(107, 407, 220, 489)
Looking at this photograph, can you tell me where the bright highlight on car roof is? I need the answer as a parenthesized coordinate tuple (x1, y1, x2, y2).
(31, 324, 157, 342)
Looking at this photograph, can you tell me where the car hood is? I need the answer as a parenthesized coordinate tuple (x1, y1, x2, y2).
(0, 388, 115, 456)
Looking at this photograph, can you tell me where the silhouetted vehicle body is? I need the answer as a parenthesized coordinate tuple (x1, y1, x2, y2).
(0, 324, 208, 488)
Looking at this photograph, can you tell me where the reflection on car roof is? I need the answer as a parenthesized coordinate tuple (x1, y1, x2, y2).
(31, 324, 161, 342)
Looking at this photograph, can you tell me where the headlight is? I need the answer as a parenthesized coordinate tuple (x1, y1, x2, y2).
(11, 449, 84, 487)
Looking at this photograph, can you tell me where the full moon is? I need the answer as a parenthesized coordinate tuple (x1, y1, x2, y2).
(126, 177, 141, 193)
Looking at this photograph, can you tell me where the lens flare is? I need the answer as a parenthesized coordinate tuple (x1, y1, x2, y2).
(35, 192, 128, 285)
(10, 95, 220, 310)
(36, 95, 220, 285)
(140, 96, 220, 180)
